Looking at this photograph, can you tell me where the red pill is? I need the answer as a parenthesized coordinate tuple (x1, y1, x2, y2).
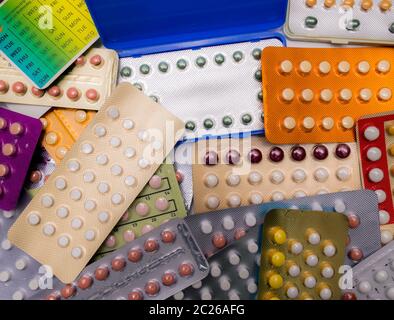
(342, 292, 357, 300)
(178, 263, 194, 277)
(234, 228, 246, 240)
(161, 230, 176, 243)
(75, 56, 86, 66)
(90, 55, 103, 67)
(348, 214, 360, 229)
(31, 87, 45, 97)
(144, 239, 159, 252)
(348, 248, 363, 261)
(145, 280, 160, 296)
(162, 272, 176, 286)
(86, 89, 99, 101)
(0, 80, 9, 93)
(12, 81, 27, 95)
(29, 170, 42, 183)
(212, 232, 227, 249)
(111, 257, 126, 271)
(94, 266, 109, 281)
(128, 248, 143, 262)
(46, 293, 60, 300)
(77, 275, 93, 290)
(48, 86, 61, 97)
(128, 290, 144, 300)
(60, 284, 76, 299)
(66, 87, 80, 100)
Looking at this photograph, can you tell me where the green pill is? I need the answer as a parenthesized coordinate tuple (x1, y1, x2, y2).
(258, 91, 263, 102)
(203, 119, 214, 130)
(233, 51, 244, 62)
(150, 95, 159, 103)
(215, 54, 225, 65)
(222, 116, 233, 128)
(390, 23, 394, 33)
(305, 16, 318, 28)
(241, 114, 253, 125)
(133, 83, 143, 91)
(140, 64, 151, 75)
(252, 49, 261, 60)
(185, 121, 196, 131)
(120, 66, 132, 78)
(346, 19, 360, 31)
(255, 70, 262, 81)
(158, 62, 169, 73)
(177, 59, 188, 70)
(196, 56, 207, 68)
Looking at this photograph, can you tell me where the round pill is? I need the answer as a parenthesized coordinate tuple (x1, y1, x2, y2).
(9, 122, 24, 136)
(280, 60, 293, 74)
(204, 174, 219, 188)
(269, 147, 284, 162)
(358, 61, 370, 74)
(374, 270, 389, 283)
(313, 145, 328, 160)
(81, 142, 94, 154)
(48, 86, 62, 97)
(381, 230, 393, 244)
(2, 143, 16, 156)
(288, 264, 301, 277)
(334, 144, 351, 159)
(361, 0, 373, 10)
(369, 168, 384, 183)
(248, 171, 262, 185)
(282, 88, 295, 102)
(228, 250, 241, 265)
(179, 263, 194, 277)
(249, 192, 263, 205)
(268, 274, 283, 289)
(227, 194, 241, 207)
(71, 247, 83, 259)
(206, 196, 220, 209)
(380, 0, 392, 11)
(233, 51, 243, 62)
(96, 154, 109, 166)
(244, 212, 257, 227)
(377, 60, 391, 74)
(322, 266, 334, 279)
(82, 171, 95, 183)
(55, 146, 68, 160)
(376, 190, 387, 204)
(271, 192, 285, 201)
(148, 175, 162, 189)
(306, 0, 317, 6)
(144, 239, 159, 252)
(70, 188, 82, 201)
(358, 281, 371, 293)
(320, 89, 333, 103)
(71, 217, 83, 230)
(67, 160, 80, 172)
(378, 88, 392, 101)
(319, 61, 331, 74)
(66, 87, 80, 100)
(290, 146, 306, 161)
(248, 148, 263, 164)
(76, 275, 93, 290)
(238, 265, 250, 279)
(204, 151, 219, 166)
(15, 258, 27, 270)
(161, 272, 176, 287)
(299, 60, 312, 74)
(271, 252, 285, 267)
(301, 89, 314, 102)
(28, 213, 40, 226)
(364, 126, 380, 141)
(336, 167, 351, 181)
(305, 253, 319, 266)
(12, 81, 27, 95)
(292, 169, 307, 183)
(56, 207, 69, 219)
(366, 147, 382, 162)
(379, 210, 390, 225)
(252, 48, 261, 60)
(323, 244, 336, 257)
(386, 287, 394, 300)
(1, 239, 12, 250)
(57, 235, 70, 248)
(226, 174, 240, 187)
(0, 164, 9, 178)
(155, 197, 169, 211)
(304, 276, 316, 289)
(349, 247, 364, 261)
(359, 88, 372, 102)
(234, 228, 247, 240)
(314, 168, 329, 182)
(283, 117, 296, 130)
(289, 241, 303, 255)
(339, 89, 352, 101)
(214, 54, 225, 65)
(337, 61, 350, 74)
(307, 232, 321, 245)
(212, 232, 227, 249)
(302, 117, 315, 130)
(0, 80, 9, 93)
(222, 216, 235, 230)
(225, 150, 241, 165)
(347, 214, 360, 229)
(294, 191, 307, 198)
(42, 223, 56, 236)
(196, 56, 207, 68)
(33, 87, 46, 97)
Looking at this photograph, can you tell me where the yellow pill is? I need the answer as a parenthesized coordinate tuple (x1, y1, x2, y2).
(387, 126, 394, 136)
(305, 0, 317, 7)
(389, 145, 394, 156)
(324, 0, 336, 8)
(361, 0, 373, 10)
(268, 274, 284, 289)
(271, 252, 286, 267)
(273, 229, 287, 245)
(380, 0, 392, 11)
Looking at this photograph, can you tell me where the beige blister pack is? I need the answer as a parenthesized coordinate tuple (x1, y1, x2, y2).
(192, 136, 361, 214)
(8, 83, 185, 283)
(0, 48, 119, 110)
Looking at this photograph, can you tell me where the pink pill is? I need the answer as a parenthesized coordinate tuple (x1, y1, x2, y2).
(48, 86, 61, 97)
(123, 229, 135, 242)
(75, 56, 86, 66)
(86, 89, 99, 101)
(141, 225, 155, 235)
(105, 235, 116, 248)
(149, 175, 162, 189)
(31, 87, 45, 97)
(12, 82, 27, 94)
(136, 202, 150, 216)
(90, 55, 103, 66)
(66, 87, 80, 100)
(0, 80, 9, 93)
(155, 197, 169, 211)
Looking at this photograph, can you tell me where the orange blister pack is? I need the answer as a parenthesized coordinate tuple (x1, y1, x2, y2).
(41, 109, 97, 163)
(262, 47, 394, 144)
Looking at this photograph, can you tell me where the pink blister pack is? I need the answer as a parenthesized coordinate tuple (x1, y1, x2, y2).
(0, 108, 42, 210)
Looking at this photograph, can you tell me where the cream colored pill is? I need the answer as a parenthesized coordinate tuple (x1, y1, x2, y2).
(292, 169, 307, 183)
(294, 191, 307, 198)
(341, 116, 354, 129)
(98, 211, 110, 223)
(299, 60, 312, 73)
(377, 60, 390, 74)
(206, 196, 220, 209)
(301, 89, 314, 102)
(320, 89, 333, 102)
(111, 165, 123, 176)
(222, 216, 235, 230)
(85, 230, 96, 241)
(84, 200, 96, 211)
(111, 193, 124, 205)
(319, 61, 331, 74)
(376, 190, 387, 203)
(358, 61, 370, 74)
(228, 194, 241, 207)
(379, 210, 390, 225)
(378, 88, 392, 101)
(56, 207, 69, 219)
(1, 239, 12, 250)
(28, 279, 39, 291)
(303, 117, 315, 130)
(45, 132, 58, 145)
(338, 61, 350, 74)
(58, 236, 70, 248)
(359, 88, 372, 101)
(71, 247, 83, 259)
(96, 154, 109, 165)
(41, 195, 54, 208)
(122, 119, 134, 130)
(83, 171, 95, 183)
(55, 178, 67, 190)
(336, 167, 351, 181)
(314, 168, 329, 182)
(70, 188, 82, 201)
(124, 176, 137, 187)
(201, 220, 213, 234)
(28, 213, 40, 226)
(283, 117, 296, 130)
(124, 147, 136, 159)
(15, 258, 27, 270)
(270, 170, 285, 184)
(98, 182, 110, 193)
(280, 60, 293, 73)
(81, 143, 94, 154)
(107, 107, 120, 119)
(282, 88, 295, 101)
(226, 174, 240, 186)
(110, 137, 121, 148)
(71, 218, 83, 230)
(321, 117, 334, 130)
(205, 174, 219, 188)
(248, 171, 262, 185)
(249, 192, 263, 205)
(43, 224, 56, 236)
(244, 213, 257, 227)
(94, 125, 107, 137)
(272, 192, 285, 201)
(67, 160, 80, 172)
(138, 158, 150, 169)
(339, 89, 352, 101)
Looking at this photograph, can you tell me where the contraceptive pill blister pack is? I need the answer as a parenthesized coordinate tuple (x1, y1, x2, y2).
(8, 83, 185, 283)
(172, 226, 261, 301)
(94, 164, 187, 260)
(258, 209, 348, 300)
(357, 112, 394, 226)
(119, 38, 283, 141)
(343, 240, 394, 300)
(0, 48, 119, 110)
(186, 190, 381, 267)
(285, 0, 394, 46)
(262, 47, 394, 144)
(192, 135, 361, 214)
(0, 108, 42, 210)
(31, 219, 209, 300)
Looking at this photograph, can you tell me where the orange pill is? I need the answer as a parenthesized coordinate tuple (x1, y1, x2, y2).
(342, 0, 355, 7)
(12, 82, 26, 95)
(361, 0, 373, 10)
(77, 275, 93, 289)
(380, 0, 392, 11)
(324, 0, 336, 8)
(75, 56, 86, 66)
(162, 272, 176, 286)
(60, 284, 76, 299)
(10, 122, 24, 135)
(31, 87, 45, 97)
(305, 0, 317, 7)
(0, 164, 9, 177)
(212, 232, 227, 249)
(0, 80, 9, 93)
(2, 143, 16, 156)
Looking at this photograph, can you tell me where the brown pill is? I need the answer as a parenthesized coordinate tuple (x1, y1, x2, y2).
(94, 266, 109, 281)
(46, 293, 60, 300)
(10, 122, 24, 135)
(348, 214, 360, 229)
(161, 230, 176, 243)
(0, 117, 6, 129)
(12, 82, 27, 95)
(212, 232, 227, 249)
(77, 275, 93, 290)
(48, 86, 61, 97)
(361, 0, 373, 10)
(178, 263, 194, 277)
(0, 164, 9, 177)
(75, 56, 86, 66)
(0, 80, 9, 93)
(111, 257, 126, 271)
(145, 280, 160, 296)
(29, 170, 42, 183)
(31, 87, 45, 97)
(144, 239, 159, 252)
(66, 87, 80, 100)
(2, 143, 16, 156)
(162, 272, 176, 286)
(86, 89, 99, 101)
(60, 284, 76, 299)
(342, 292, 357, 300)
(128, 248, 143, 262)
(348, 247, 363, 261)
(234, 228, 246, 240)
(128, 290, 144, 300)
(90, 55, 103, 67)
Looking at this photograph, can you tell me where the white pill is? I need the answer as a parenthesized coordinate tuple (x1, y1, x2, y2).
(110, 137, 121, 148)
(12, 291, 24, 300)
(334, 199, 346, 213)
(138, 130, 149, 142)
(292, 169, 307, 183)
(15, 258, 27, 270)
(391, 261, 394, 271)
(244, 212, 257, 227)
(322, 266, 334, 279)
(375, 190, 387, 203)
(173, 292, 184, 300)
(311, 202, 323, 211)
(247, 279, 258, 294)
(70, 188, 82, 201)
(314, 168, 329, 182)
(248, 171, 262, 185)
(364, 126, 380, 141)
(107, 107, 120, 119)
(152, 140, 162, 151)
(124, 147, 136, 159)
(272, 191, 285, 201)
(85, 230, 96, 241)
(308, 232, 321, 245)
(338, 61, 350, 74)
(287, 286, 299, 299)
(306, 254, 319, 267)
(205, 174, 218, 188)
(321, 117, 334, 131)
(98, 211, 110, 223)
(0, 271, 11, 282)
(138, 158, 150, 169)
(358, 61, 370, 74)
(301, 89, 314, 102)
(299, 60, 312, 73)
(111, 164, 123, 176)
(317, 189, 329, 195)
(55, 177, 67, 190)
(43, 224, 55, 236)
(98, 182, 110, 193)
(210, 262, 222, 277)
(227, 194, 241, 207)
(124, 176, 136, 187)
(374, 270, 389, 283)
(94, 125, 107, 137)
(291, 242, 303, 255)
(229, 290, 240, 300)
(58, 236, 70, 248)
(1, 240, 12, 250)
(226, 174, 240, 186)
(228, 251, 240, 265)
(304, 276, 316, 288)
(2, 210, 15, 219)
(219, 276, 231, 291)
(369, 168, 384, 183)
(237, 265, 249, 279)
(377, 60, 390, 74)
(71, 218, 83, 230)
(381, 230, 393, 244)
(289, 265, 301, 278)
(249, 192, 263, 205)
(122, 119, 134, 130)
(96, 154, 109, 165)
(84, 200, 96, 212)
(222, 216, 235, 230)
(302, 117, 315, 130)
(323, 244, 336, 257)
(367, 147, 382, 162)
(320, 89, 333, 102)
(379, 88, 392, 101)
(83, 171, 95, 183)
(320, 288, 332, 300)
(358, 281, 372, 293)
(192, 281, 202, 289)
(341, 116, 354, 129)
(111, 193, 124, 205)
(282, 88, 295, 101)
(283, 117, 296, 130)
(336, 167, 351, 181)
(71, 247, 83, 259)
(379, 210, 390, 225)
(247, 240, 259, 254)
(319, 61, 331, 74)
(294, 191, 307, 198)
(28, 278, 39, 291)
(28, 213, 40, 226)
(81, 143, 94, 154)
(201, 288, 212, 300)
(385, 287, 394, 300)
(359, 88, 372, 102)
(41, 195, 54, 208)
(270, 170, 285, 184)
(206, 196, 220, 209)
(339, 89, 352, 101)
(280, 60, 293, 73)
(56, 206, 69, 219)
(201, 220, 213, 234)
(67, 160, 80, 172)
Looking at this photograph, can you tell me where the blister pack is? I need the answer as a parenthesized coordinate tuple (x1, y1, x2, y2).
(258, 209, 348, 300)
(185, 190, 381, 267)
(0, 108, 42, 210)
(172, 225, 261, 300)
(192, 135, 361, 214)
(356, 112, 394, 226)
(262, 47, 394, 144)
(0, 48, 119, 110)
(94, 164, 187, 260)
(41, 108, 96, 163)
(8, 83, 185, 283)
(285, 0, 394, 46)
(343, 240, 394, 300)
(119, 38, 283, 141)
(31, 219, 209, 300)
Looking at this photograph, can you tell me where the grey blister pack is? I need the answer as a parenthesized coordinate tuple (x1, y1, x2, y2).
(185, 190, 381, 266)
(31, 219, 209, 300)
(285, 0, 394, 45)
(118, 38, 283, 141)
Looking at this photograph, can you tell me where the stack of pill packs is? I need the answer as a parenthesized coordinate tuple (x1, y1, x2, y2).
(0, 0, 394, 301)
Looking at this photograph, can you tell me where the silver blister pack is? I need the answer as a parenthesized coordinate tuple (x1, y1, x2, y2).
(285, 0, 394, 45)
(185, 190, 381, 266)
(118, 38, 283, 141)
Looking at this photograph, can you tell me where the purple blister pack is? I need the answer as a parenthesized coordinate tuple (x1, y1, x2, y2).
(0, 108, 42, 210)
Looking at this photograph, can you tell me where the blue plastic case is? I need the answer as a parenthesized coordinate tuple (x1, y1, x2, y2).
(85, 0, 287, 57)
